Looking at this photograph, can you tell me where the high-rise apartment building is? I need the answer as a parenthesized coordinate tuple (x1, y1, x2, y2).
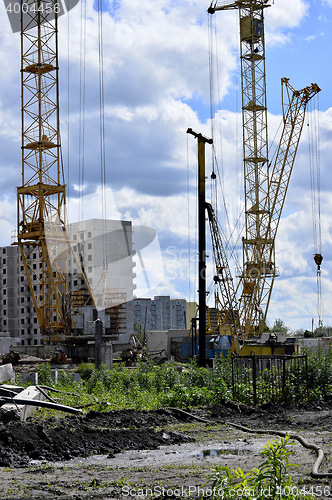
(134, 295, 187, 331)
(0, 219, 135, 345)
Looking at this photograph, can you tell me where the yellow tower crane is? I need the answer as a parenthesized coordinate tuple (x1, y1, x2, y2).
(208, 1, 320, 344)
(15, 1, 88, 343)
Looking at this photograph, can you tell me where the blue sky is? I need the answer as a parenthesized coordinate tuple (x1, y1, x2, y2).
(0, 0, 332, 332)
(185, 1, 332, 122)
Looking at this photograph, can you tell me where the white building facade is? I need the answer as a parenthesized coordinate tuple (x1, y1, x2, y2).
(134, 296, 187, 332)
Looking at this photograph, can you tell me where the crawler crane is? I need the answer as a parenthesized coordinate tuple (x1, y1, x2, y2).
(208, 1, 320, 351)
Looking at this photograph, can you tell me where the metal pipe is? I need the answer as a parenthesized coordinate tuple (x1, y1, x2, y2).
(0, 397, 82, 414)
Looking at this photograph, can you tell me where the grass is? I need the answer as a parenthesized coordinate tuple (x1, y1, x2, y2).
(11, 346, 332, 419)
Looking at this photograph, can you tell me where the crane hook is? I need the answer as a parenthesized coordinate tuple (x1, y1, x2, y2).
(314, 253, 323, 271)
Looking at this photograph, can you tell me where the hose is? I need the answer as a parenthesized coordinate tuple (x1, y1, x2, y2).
(165, 407, 332, 479)
(0, 397, 82, 415)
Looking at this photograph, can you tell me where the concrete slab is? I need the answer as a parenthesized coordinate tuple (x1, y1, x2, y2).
(0, 363, 15, 383)
(0, 385, 45, 422)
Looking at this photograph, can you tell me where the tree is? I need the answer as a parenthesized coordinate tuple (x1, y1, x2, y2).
(313, 325, 332, 337)
(271, 318, 288, 334)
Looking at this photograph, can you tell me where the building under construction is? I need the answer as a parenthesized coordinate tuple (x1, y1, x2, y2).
(1, 218, 135, 347)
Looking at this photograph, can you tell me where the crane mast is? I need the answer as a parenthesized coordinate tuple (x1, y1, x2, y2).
(17, 0, 70, 341)
(209, 0, 272, 336)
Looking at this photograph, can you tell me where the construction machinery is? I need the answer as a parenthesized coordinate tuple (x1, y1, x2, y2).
(206, 1, 320, 354)
(13, 1, 126, 357)
(17, 0, 73, 342)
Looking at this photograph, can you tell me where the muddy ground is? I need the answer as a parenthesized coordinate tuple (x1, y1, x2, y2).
(1, 401, 332, 499)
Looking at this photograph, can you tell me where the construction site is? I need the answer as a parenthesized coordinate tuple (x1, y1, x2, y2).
(0, 0, 332, 498)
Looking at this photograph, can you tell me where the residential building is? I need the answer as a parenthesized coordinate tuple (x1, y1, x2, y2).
(0, 218, 135, 345)
(134, 295, 188, 332)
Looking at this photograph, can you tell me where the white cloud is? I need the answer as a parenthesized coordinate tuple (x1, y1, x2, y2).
(265, 0, 308, 46)
(0, 0, 330, 332)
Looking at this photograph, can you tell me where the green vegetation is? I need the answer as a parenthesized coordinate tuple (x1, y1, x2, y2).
(26, 346, 332, 417)
(206, 436, 314, 499)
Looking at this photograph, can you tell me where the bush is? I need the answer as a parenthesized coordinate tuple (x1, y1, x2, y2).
(206, 435, 314, 499)
(37, 363, 54, 387)
(76, 362, 95, 380)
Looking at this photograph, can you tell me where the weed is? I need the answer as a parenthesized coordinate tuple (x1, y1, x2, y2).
(205, 435, 314, 499)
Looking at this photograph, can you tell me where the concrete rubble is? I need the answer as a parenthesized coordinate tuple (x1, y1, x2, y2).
(0, 385, 45, 422)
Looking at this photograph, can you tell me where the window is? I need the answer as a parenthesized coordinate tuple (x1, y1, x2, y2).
(39, 263, 42, 268)
(27, 297, 30, 302)
(3, 269, 6, 275)
(3, 320, 6, 326)
(3, 289, 6, 295)
(34, 318, 37, 323)
(34, 329, 37, 334)
(21, 266, 24, 271)
(88, 267, 92, 273)
(21, 340, 25, 345)
(21, 308, 24, 314)
(34, 340, 37, 345)
(81, 279, 85, 285)
(21, 297, 24, 303)
(88, 255, 92, 262)
(3, 300, 6, 305)
(3, 279, 6, 285)
(3, 258, 6, 264)
(88, 231, 92, 238)
(33, 253, 36, 259)
(21, 276, 24, 282)
(74, 280, 77, 286)
(73, 234, 77, 240)
(80, 245, 84, 252)
(88, 243, 92, 250)
(33, 264, 36, 270)
(2, 249, 6, 254)
(33, 275, 36, 280)
(73, 246, 77, 252)
(27, 308, 30, 313)
(3, 310, 6, 316)
(21, 329, 24, 335)
(33, 285, 37, 291)
(21, 318, 24, 324)
(80, 233, 84, 241)
(73, 268, 77, 274)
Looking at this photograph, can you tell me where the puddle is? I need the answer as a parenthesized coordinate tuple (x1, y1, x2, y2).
(48, 442, 259, 469)
(194, 448, 252, 457)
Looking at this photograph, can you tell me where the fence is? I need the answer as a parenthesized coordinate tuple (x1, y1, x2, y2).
(231, 354, 308, 406)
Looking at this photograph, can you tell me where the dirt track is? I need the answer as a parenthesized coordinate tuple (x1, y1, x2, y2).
(1, 401, 332, 499)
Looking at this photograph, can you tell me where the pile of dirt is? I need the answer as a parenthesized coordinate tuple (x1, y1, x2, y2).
(0, 409, 191, 467)
(2, 401, 332, 468)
